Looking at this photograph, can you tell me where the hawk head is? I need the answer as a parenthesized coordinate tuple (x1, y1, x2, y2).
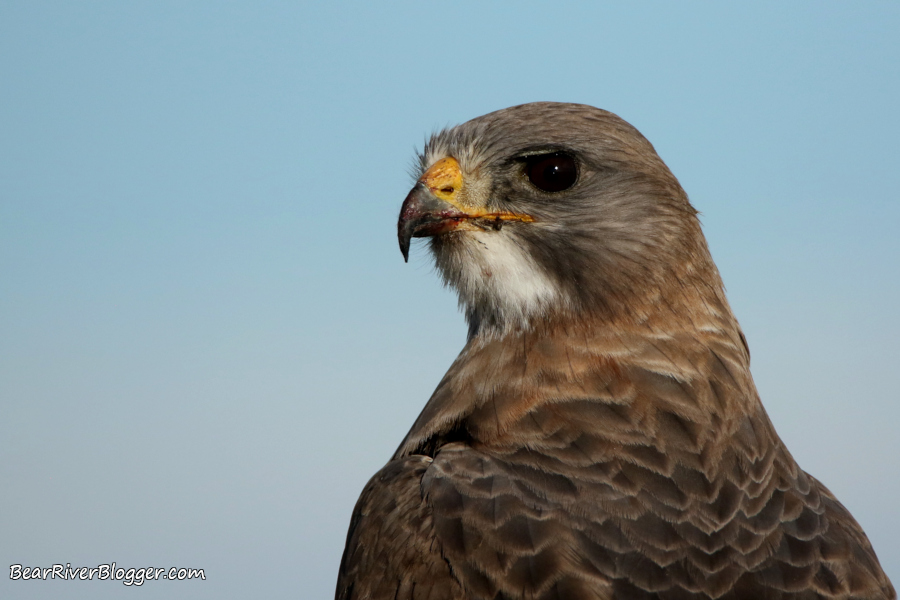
(398, 102, 726, 338)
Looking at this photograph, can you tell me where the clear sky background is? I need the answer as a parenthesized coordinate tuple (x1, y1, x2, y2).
(1, 2, 898, 599)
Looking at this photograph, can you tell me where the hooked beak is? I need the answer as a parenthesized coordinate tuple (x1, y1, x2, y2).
(397, 157, 534, 262)
(398, 182, 478, 262)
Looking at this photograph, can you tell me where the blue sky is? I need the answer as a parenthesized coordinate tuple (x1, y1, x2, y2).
(1, 2, 898, 598)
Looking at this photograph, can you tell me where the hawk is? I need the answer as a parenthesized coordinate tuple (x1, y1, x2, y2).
(335, 103, 895, 600)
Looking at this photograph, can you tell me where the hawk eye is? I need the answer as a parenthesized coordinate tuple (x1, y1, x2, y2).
(524, 152, 577, 193)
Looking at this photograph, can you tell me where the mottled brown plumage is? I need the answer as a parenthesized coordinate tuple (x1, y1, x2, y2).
(336, 103, 895, 600)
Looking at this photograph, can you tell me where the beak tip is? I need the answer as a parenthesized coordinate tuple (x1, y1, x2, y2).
(399, 231, 411, 263)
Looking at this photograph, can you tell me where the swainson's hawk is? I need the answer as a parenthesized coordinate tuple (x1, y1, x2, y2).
(335, 103, 895, 600)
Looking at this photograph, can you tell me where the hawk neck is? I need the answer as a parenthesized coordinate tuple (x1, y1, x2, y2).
(395, 307, 760, 465)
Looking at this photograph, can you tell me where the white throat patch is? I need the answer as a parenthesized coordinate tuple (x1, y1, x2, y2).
(447, 230, 561, 333)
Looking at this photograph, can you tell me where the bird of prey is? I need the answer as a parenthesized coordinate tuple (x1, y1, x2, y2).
(335, 103, 895, 600)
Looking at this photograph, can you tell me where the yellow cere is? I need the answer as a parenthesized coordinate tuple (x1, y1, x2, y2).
(420, 157, 464, 203)
(419, 156, 534, 224)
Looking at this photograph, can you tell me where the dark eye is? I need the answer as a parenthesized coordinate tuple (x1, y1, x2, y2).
(524, 152, 578, 193)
